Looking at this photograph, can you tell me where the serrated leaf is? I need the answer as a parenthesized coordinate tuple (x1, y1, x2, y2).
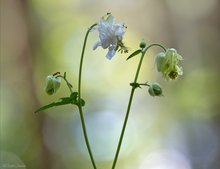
(126, 49, 142, 60)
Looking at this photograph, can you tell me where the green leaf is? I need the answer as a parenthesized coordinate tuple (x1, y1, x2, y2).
(70, 92, 78, 100)
(34, 92, 86, 113)
(59, 97, 73, 103)
(35, 96, 74, 113)
(34, 103, 56, 113)
(126, 49, 142, 60)
(79, 98, 85, 107)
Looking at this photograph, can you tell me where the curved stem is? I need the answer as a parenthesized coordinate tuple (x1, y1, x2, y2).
(56, 75, 73, 93)
(77, 24, 97, 169)
(78, 24, 97, 100)
(111, 43, 166, 169)
(144, 43, 166, 53)
(78, 105, 97, 168)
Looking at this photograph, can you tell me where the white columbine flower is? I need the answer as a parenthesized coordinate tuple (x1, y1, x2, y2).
(155, 48, 183, 80)
(93, 14, 128, 60)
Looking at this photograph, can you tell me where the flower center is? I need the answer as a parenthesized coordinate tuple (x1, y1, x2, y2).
(116, 40, 129, 53)
(168, 71, 178, 80)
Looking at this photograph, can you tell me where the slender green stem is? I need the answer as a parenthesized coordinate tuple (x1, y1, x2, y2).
(56, 75, 73, 93)
(77, 24, 97, 169)
(111, 51, 145, 169)
(111, 43, 166, 169)
(144, 43, 166, 52)
(77, 105, 96, 168)
(138, 83, 150, 87)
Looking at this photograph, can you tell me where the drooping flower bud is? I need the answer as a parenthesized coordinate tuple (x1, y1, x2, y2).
(148, 83, 163, 97)
(45, 75, 61, 95)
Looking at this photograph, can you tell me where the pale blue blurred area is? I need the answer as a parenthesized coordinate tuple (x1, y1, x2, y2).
(73, 110, 138, 161)
(1, 0, 220, 169)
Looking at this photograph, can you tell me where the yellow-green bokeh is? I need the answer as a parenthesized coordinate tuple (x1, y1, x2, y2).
(1, 0, 220, 169)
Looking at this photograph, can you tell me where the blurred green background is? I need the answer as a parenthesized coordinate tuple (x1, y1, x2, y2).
(1, 0, 220, 169)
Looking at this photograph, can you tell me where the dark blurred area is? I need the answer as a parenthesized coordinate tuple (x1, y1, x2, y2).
(1, 0, 220, 169)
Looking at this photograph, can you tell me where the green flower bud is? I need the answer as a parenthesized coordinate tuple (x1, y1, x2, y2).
(139, 40, 146, 49)
(45, 75, 61, 95)
(148, 83, 163, 97)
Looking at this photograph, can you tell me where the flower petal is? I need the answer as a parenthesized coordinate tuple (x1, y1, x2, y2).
(177, 66, 183, 75)
(106, 15, 115, 24)
(177, 53, 183, 60)
(114, 23, 125, 37)
(155, 52, 166, 72)
(115, 29, 125, 38)
(106, 46, 116, 60)
(93, 41, 102, 50)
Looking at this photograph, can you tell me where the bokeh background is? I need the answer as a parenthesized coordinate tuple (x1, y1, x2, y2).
(1, 0, 220, 169)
